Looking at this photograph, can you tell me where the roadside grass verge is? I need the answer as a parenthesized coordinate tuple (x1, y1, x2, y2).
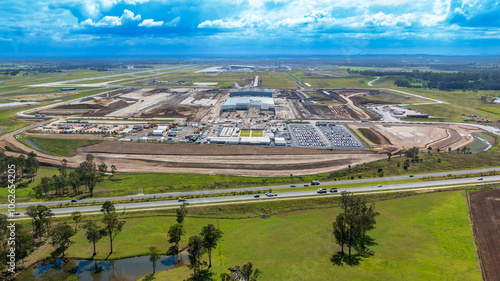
(5, 147, 500, 204)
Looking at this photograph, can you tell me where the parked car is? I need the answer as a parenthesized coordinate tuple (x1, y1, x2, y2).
(290, 184, 296, 187)
(330, 188, 338, 193)
(477, 177, 483, 180)
(254, 195, 260, 198)
(377, 184, 382, 187)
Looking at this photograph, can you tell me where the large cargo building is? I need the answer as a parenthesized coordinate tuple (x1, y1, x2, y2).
(229, 88, 272, 98)
(220, 96, 275, 113)
(221, 88, 275, 114)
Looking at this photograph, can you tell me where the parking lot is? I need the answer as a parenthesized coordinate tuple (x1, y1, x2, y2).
(288, 123, 365, 149)
(317, 124, 365, 149)
(288, 124, 327, 148)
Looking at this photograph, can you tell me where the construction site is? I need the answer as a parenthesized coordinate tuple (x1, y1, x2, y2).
(4, 74, 497, 176)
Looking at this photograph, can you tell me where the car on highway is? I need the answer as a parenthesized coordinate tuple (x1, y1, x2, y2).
(477, 177, 483, 180)
(71, 199, 78, 203)
(304, 184, 309, 187)
(178, 198, 186, 202)
(377, 184, 382, 187)
(330, 188, 338, 193)
(290, 184, 296, 187)
(254, 195, 260, 198)
(266, 193, 275, 197)
(409, 175, 414, 177)
(12, 212, 21, 216)
(317, 188, 327, 194)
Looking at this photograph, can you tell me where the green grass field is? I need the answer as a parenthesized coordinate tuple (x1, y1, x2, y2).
(239, 129, 251, 137)
(19, 135, 101, 157)
(58, 191, 480, 280)
(250, 130, 264, 137)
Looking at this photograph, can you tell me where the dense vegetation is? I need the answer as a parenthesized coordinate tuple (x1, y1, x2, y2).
(348, 69, 500, 91)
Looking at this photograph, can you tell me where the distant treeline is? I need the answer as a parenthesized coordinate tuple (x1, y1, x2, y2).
(348, 69, 500, 91)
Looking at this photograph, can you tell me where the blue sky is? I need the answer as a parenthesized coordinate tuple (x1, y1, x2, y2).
(0, 0, 499, 57)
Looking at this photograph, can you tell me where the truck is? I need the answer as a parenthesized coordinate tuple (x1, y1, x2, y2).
(311, 180, 321, 186)
(317, 188, 327, 194)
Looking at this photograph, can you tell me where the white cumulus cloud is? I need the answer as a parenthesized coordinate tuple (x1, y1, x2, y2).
(81, 9, 141, 27)
(139, 19, 164, 27)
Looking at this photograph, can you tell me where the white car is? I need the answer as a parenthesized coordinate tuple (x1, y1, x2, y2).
(376, 184, 382, 187)
(477, 177, 483, 180)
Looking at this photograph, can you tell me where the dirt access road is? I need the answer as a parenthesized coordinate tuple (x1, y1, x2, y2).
(469, 190, 500, 281)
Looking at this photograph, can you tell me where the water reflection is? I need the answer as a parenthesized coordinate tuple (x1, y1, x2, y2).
(16, 252, 188, 281)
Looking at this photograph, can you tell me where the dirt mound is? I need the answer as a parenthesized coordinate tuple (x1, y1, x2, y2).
(469, 190, 500, 281)
(359, 128, 392, 145)
(78, 141, 370, 156)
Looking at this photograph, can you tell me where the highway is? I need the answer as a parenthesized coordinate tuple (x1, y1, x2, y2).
(4, 168, 499, 217)
(3, 166, 499, 210)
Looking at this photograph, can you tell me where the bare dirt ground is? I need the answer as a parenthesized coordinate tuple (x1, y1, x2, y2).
(290, 89, 375, 120)
(350, 123, 480, 151)
(469, 190, 500, 281)
(0, 123, 383, 176)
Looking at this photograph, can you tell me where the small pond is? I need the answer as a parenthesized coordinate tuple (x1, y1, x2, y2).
(15, 252, 187, 281)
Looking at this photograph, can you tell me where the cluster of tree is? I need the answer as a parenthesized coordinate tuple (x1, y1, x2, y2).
(0, 214, 33, 270)
(349, 69, 500, 91)
(0, 69, 21, 76)
(185, 224, 224, 279)
(34, 154, 115, 198)
(332, 192, 379, 263)
(0, 151, 39, 184)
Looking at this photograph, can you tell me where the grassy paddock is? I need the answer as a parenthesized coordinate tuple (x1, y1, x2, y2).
(19, 135, 100, 157)
(52, 190, 480, 280)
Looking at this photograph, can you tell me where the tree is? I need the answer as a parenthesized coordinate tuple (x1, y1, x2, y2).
(14, 224, 33, 264)
(149, 246, 161, 274)
(405, 147, 419, 158)
(333, 192, 379, 260)
(187, 235, 206, 278)
(386, 151, 392, 160)
(200, 224, 223, 268)
(332, 213, 347, 255)
(176, 202, 189, 224)
(39, 176, 52, 196)
(241, 262, 262, 281)
(71, 211, 82, 231)
(26, 152, 39, 181)
(448, 147, 452, 153)
(110, 165, 116, 176)
(101, 201, 115, 214)
(98, 159, 108, 175)
(427, 146, 432, 155)
(77, 154, 99, 196)
(49, 223, 76, 257)
(58, 159, 68, 178)
(68, 170, 82, 195)
(101, 202, 125, 254)
(27, 205, 54, 239)
(82, 220, 104, 257)
(168, 223, 185, 255)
